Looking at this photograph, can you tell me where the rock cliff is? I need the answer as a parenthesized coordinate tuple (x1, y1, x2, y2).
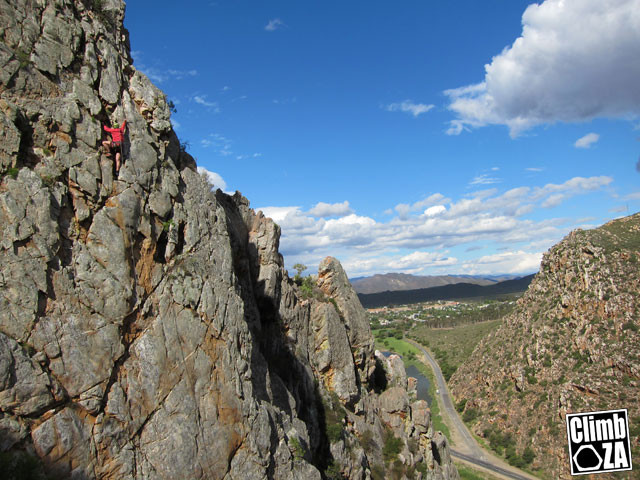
(450, 214, 640, 479)
(0, 1, 458, 479)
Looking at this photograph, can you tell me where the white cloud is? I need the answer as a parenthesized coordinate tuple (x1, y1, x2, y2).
(625, 191, 640, 200)
(574, 133, 600, 149)
(134, 57, 198, 84)
(531, 176, 613, 201)
(541, 193, 565, 208)
(343, 251, 458, 277)
(308, 201, 353, 218)
(526, 167, 544, 172)
(423, 205, 446, 217)
(470, 174, 501, 185)
(167, 69, 198, 80)
(445, 0, 640, 137)
(258, 176, 613, 277)
(259, 206, 301, 223)
(265, 18, 285, 31)
(200, 133, 233, 157)
(461, 251, 543, 275)
(197, 167, 229, 193)
(193, 95, 220, 111)
(394, 193, 449, 218)
(386, 100, 435, 117)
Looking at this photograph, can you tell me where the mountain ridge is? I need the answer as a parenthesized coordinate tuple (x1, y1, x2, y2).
(358, 275, 534, 309)
(350, 273, 499, 295)
(449, 213, 640, 479)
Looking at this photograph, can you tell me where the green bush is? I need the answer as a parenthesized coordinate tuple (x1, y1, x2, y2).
(382, 429, 403, 463)
(359, 430, 376, 454)
(522, 446, 535, 464)
(299, 276, 314, 298)
(456, 398, 467, 412)
(5, 167, 19, 179)
(323, 394, 345, 443)
(327, 423, 343, 443)
(15, 49, 30, 68)
(462, 407, 478, 423)
(289, 436, 305, 460)
(325, 461, 344, 480)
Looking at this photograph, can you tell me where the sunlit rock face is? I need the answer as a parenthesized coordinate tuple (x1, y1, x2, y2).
(0, 1, 459, 479)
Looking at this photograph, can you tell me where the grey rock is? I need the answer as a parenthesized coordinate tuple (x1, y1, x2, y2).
(0, 332, 53, 415)
(148, 190, 172, 218)
(31, 2, 81, 76)
(310, 302, 358, 404)
(318, 256, 375, 374)
(0, 100, 21, 170)
(0, 2, 459, 479)
(98, 37, 122, 104)
(73, 78, 102, 116)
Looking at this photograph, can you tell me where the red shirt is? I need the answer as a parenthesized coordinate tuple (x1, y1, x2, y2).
(104, 120, 127, 142)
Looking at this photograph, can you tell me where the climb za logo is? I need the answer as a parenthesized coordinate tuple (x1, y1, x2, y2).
(566, 408, 632, 475)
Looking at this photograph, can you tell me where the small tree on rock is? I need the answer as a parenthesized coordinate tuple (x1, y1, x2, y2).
(292, 263, 307, 283)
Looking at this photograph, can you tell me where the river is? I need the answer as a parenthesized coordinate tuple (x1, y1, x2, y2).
(382, 352, 432, 405)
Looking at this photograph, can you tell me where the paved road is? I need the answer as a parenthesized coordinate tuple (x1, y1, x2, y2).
(405, 339, 538, 480)
(406, 339, 486, 460)
(451, 449, 534, 480)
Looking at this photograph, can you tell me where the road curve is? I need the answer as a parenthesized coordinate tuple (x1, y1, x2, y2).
(405, 339, 539, 480)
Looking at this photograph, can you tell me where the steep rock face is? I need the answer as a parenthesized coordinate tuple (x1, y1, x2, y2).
(0, 1, 458, 479)
(450, 214, 640, 479)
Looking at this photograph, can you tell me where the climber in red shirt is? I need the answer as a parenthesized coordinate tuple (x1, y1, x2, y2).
(102, 120, 127, 172)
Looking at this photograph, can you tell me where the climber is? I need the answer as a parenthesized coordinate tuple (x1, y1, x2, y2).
(102, 120, 127, 173)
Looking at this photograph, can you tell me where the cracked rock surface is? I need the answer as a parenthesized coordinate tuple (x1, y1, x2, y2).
(0, 1, 458, 479)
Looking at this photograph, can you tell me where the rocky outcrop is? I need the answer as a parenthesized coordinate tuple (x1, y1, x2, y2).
(450, 214, 640, 479)
(0, 1, 457, 479)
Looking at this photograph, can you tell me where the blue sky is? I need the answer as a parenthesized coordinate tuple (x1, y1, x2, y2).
(124, 0, 640, 278)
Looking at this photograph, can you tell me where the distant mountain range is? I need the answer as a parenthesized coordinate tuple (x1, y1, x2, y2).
(350, 273, 521, 295)
(357, 275, 535, 308)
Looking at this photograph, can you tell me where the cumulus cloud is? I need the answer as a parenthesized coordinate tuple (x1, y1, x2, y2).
(265, 18, 285, 31)
(541, 194, 565, 208)
(197, 167, 230, 193)
(343, 251, 458, 277)
(394, 193, 450, 219)
(445, 0, 640, 136)
(308, 201, 353, 218)
(461, 251, 543, 275)
(386, 100, 435, 117)
(574, 133, 600, 149)
(257, 175, 613, 276)
(424, 205, 446, 217)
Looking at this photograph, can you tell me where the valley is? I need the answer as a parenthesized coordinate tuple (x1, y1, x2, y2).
(366, 214, 640, 479)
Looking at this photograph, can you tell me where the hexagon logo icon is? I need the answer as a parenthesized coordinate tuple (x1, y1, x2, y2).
(566, 409, 632, 476)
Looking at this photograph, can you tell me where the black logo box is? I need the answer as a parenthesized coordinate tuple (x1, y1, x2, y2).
(566, 408, 632, 475)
